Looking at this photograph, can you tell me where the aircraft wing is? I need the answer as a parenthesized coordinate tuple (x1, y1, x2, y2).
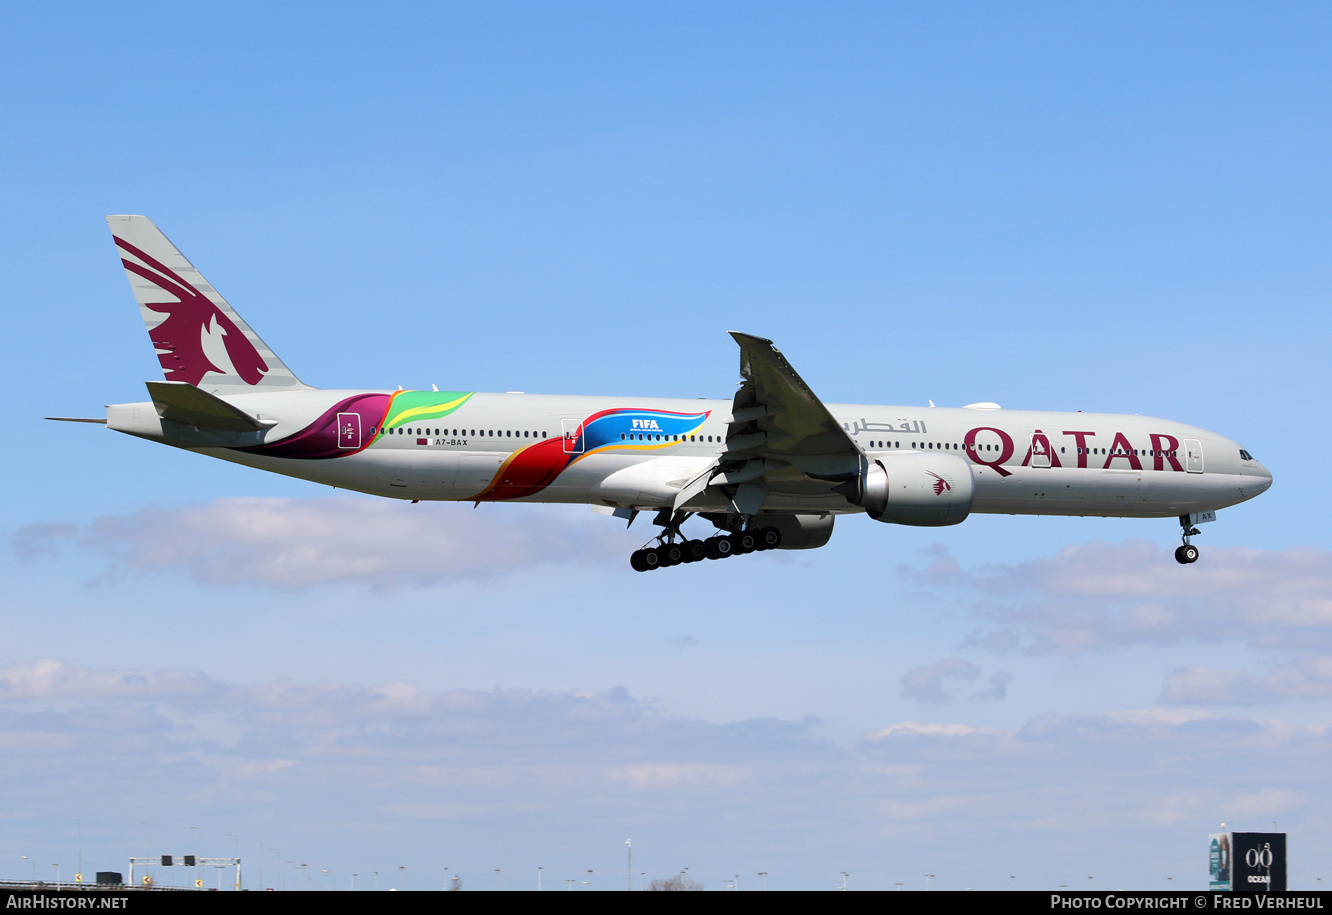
(674, 332, 863, 514)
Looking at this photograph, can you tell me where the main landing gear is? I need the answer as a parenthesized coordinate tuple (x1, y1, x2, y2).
(629, 510, 782, 572)
(1175, 515, 1201, 565)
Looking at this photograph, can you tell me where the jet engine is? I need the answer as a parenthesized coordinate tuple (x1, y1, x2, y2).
(760, 512, 835, 550)
(835, 451, 974, 526)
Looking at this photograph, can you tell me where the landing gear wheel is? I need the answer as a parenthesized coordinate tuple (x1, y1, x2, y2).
(732, 531, 758, 554)
(641, 547, 663, 571)
(662, 543, 685, 566)
(756, 526, 782, 551)
(682, 540, 707, 563)
(706, 537, 734, 560)
(630, 549, 649, 572)
(1175, 544, 1199, 565)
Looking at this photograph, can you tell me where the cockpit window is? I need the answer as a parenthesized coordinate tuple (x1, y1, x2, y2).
(1239, 449, 1254, 461)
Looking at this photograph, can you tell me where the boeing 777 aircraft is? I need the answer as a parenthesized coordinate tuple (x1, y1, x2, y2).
(53, 216, 1272, 571)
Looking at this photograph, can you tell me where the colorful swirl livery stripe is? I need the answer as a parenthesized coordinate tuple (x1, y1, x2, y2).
(235, 390, 472, 460)
(233, 397, 706, 501)
(474, 407, 710, 501)
(376, 391, 474, 436)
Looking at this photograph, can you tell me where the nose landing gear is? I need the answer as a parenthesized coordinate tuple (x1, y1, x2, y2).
(1175, 515, 1201, 564)
(1174, 543, 1200, 564)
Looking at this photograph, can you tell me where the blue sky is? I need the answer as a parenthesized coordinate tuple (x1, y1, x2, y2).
(2, 2, 1329, 891)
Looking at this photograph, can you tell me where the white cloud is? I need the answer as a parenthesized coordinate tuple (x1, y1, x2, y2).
(893, 541, 1332, 655)
(1162, 656, 1332, 704)
(970, 671, 1011, 701)
(3, 658, 1332, 889)
(864, 721, 998, 740)
(900, 658, 981, 703)
(0, 659, 227, 705)
(12, 497, 626, 589)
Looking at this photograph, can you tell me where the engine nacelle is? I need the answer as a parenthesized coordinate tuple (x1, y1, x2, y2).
(838, 451, 974, 526)
(761, 512, 835, 550)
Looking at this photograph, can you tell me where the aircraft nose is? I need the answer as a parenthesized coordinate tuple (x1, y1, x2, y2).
(1250, 462, 1273, 495)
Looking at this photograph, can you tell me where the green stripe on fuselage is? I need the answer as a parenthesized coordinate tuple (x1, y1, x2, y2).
(377, 391, 473, 438)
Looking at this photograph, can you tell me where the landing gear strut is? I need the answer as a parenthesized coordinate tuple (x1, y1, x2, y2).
(629, 512, 782, 572)
(1175, 515, 1201, 565)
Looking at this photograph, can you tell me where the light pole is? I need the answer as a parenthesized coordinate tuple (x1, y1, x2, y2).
(225, 835, 239, 890)
(68, 819, 81, 884)
(625, 839, 632, 891)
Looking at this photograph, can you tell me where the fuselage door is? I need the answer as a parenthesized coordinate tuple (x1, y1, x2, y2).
(1028, 432, 1052, 468)
(337, 412, 362, 450)
(1184, 438, 1204, 474)
(561, 417, 585, 455)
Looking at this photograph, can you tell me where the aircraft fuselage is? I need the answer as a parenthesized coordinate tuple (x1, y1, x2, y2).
(106, 388, 1271, 519)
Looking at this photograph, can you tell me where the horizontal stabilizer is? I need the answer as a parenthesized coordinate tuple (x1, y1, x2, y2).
(146, 380, 273, 432)
(45, 416, 107, 424)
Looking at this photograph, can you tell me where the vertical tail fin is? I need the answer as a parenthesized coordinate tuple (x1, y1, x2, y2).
(107, 215, 311, 392)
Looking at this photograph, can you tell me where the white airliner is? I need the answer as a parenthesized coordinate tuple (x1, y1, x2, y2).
(54, 216, 1272, 570)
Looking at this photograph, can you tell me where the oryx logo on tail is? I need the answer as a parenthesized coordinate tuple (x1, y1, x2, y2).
(114, 235, 270, 387)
